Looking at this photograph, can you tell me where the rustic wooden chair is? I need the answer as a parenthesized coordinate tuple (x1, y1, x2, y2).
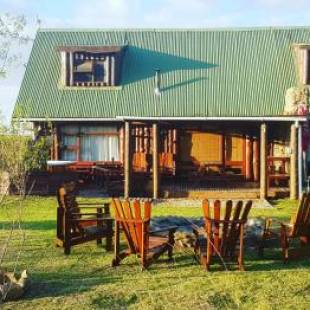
(111, 198, 176, 270)
(55, 182, 113, 255)
(194, 200, 252, 271)
(259, 193, 310, 262)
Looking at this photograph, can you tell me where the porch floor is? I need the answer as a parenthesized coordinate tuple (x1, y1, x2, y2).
(161, 181, 289, 199)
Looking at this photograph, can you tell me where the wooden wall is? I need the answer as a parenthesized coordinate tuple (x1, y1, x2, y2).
(130, 124, 177, 173)
(178, 129, 246, 175)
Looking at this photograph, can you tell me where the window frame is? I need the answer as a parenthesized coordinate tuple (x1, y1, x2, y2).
(294, 44, 310, 85)
(58, 46, 124, 88)
(59, 125, 120, 162)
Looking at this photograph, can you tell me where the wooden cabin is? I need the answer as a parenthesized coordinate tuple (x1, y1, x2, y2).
(14, 27, 310, 199)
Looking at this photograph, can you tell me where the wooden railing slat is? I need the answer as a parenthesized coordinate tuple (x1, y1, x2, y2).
(213, 200, 221, 252)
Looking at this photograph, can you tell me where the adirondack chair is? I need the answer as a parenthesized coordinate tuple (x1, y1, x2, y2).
(55, 182, 113, 255)
(111, 199, 176, 269)
(259, 193, 310, 262)
(194, 200, 252, 271)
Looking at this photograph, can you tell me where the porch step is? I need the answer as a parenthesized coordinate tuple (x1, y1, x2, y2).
(153, 199, 273, 208)
(161, 187, 289, 199)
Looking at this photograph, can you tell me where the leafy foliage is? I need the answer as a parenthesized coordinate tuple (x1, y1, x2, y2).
(24, 136, 51, 172)
(0, 126, 51, 195)
(0, 134, 30, 193)
(0, 13, 31, 77)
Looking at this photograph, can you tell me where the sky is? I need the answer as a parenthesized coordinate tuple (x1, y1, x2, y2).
(1, 0, 310, 123)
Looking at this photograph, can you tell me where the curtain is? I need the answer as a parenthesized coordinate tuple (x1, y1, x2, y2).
(80, 135, 119, 161)
(62, 135, 78, 161)
(60, 125, 119, 161)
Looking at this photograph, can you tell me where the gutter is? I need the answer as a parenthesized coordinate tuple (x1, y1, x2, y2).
(116, 116, 308, 122)
(17, 118, 120, 122)
(17, 116, 309, 122)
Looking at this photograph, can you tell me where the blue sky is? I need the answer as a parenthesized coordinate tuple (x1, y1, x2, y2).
(1, 0, 310, 123)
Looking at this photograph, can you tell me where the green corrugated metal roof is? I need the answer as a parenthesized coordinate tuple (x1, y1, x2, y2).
(14, 27, 310, 119)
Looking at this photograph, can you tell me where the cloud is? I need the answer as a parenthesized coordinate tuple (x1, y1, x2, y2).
(68, 0, 141, 28)
(144, 0, 218, 27)
(254, 0, 308, 10)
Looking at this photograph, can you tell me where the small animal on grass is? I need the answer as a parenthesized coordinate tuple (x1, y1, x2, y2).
(0, 270, 29, 301)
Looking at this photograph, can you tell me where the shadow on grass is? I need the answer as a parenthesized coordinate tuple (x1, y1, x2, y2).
(91, 293, 138, 308)
(23, 269, 119, 300)
(22, 220, 56, 231)
(170, 246, 310, 273)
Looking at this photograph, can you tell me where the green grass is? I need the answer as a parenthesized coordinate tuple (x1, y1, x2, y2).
(0, 197, 310, 309)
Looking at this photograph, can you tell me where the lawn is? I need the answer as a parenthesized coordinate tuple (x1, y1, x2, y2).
(0, 197, 310, 309)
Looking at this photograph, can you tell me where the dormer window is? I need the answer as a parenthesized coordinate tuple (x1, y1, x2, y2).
(59, 46, 123, 87)
(295, 45, 310, 85)
(303, 49, 310, 85)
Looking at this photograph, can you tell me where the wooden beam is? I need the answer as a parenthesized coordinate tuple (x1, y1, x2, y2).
(253, 137, 259, 182)
(52, 124, 59, 161)
(119, 126, 124, 163)
(242, 136, 247, 176)
(290, 123, 298, 200)
(260, 123, 267, 199)
(57, 45, 123, 53)
(245, 136, 253, 180)
(153, 123, 159, 199)
(124, 121, 131, 199)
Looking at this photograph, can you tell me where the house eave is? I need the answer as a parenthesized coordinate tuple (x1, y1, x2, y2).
(16, 116, 309, 122)
(116, 116, 309, 122)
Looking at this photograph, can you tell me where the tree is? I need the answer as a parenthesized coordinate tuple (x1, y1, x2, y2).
(0, 15, 42, 303)
(0, 13, 31, 78)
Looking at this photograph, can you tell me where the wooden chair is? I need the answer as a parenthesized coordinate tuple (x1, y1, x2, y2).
(194, 200, 252, 271)
(55, 182, 113, 255)
(111, 199, 176, 270)
(259, 193, 310, 262)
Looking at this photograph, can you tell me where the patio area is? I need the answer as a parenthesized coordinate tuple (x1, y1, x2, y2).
(0, 196, 310, 309)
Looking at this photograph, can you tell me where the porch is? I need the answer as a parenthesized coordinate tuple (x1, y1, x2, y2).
(47, 119, 303, 199)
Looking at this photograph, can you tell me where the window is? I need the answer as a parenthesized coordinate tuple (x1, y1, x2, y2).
(296, 46, 310, 85)
(59, 46, 123, 87)
(301, 48, 310, 85)
(60, 125, 119, 161)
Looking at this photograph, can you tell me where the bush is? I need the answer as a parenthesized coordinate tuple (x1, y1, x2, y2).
(24, 136, 51, 172)
(0, 134, 51, 193)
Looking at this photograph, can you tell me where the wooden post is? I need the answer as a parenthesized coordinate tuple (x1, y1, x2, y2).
(245, 136, 253, 180)
(144, 127, 149, 154)
(52, 124, 59, 161)
(260, 123, 267, 199)
(172, 129, 177, 175)
(172, 129, 177, 155)
(124, 121, 131, 199)
(253, 137, 259, 182)
(290, 123, 298, 200)
(119, 126, 124, 163)
(153, 123, 159, 199)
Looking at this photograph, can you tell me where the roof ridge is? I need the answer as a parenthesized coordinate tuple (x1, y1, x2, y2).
(37, 26, 310, 33)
